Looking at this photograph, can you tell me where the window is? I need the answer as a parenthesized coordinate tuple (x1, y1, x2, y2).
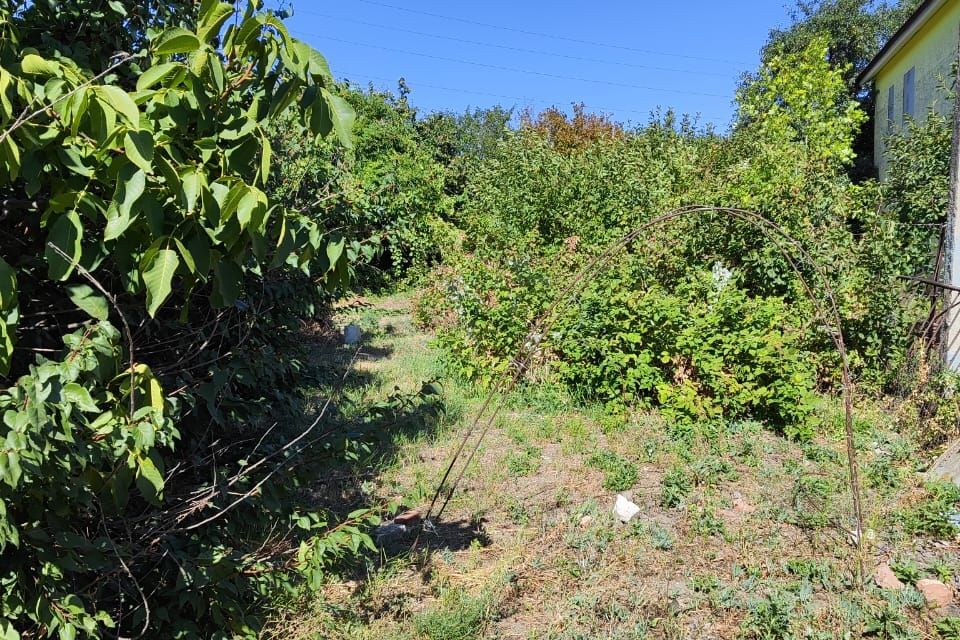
(903, 67, 916, 122)
(887, 84, 895, 133)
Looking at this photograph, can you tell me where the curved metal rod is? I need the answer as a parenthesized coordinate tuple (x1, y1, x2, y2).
(421, 205, 863, 579)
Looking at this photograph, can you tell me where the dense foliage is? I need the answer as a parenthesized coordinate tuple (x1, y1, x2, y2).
(268, 84, 460, 285)
(0, 0, 953, 635)
(418, 36, 949, 438)
(760, 0, 925, 175)
(0, 2, 382, 637)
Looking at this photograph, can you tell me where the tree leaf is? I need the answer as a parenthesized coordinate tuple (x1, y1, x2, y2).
(259, 131, 271, 184)
(135, 455, 164, 506)
(135, 62, 181, 91)
(142, 248, 179, 317)
(173, 238, 196, 274)
(292, 41, 333, 84)
(198, 0, 235, 43)
(320, 88, 355, 148)
(326, 234, 346, 269)
(105, 166, 145, 241)
(20, 53, 59, 76)
(154, 27, 201, 55)
(93, 85, 139, 127)
(180, 169, 200, 214)
(0, 256, 16, 312)
(212, 260, 241, 308)
(123, 130, 154, 174)
(66, 284, 109, 321)
(45, 211, 83, 280)
(63, 382, 100, 412)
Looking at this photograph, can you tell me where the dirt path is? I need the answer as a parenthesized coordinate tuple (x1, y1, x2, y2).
(291, 293, 959, 640)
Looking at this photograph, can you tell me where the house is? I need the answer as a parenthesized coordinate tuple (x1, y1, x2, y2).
(857, 0, 959, 177)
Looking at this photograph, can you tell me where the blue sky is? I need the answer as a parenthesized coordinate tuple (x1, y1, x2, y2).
(286, 1, 795, 129)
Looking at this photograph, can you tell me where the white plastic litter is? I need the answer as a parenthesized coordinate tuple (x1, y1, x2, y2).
(614, 494, 641, 523)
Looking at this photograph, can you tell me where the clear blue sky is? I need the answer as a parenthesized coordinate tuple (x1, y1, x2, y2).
(286, 1, 796, 129)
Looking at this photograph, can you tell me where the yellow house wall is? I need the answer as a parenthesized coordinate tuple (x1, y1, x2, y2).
(874, 0, 959, 177)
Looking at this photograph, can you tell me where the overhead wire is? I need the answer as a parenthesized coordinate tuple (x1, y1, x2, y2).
(295, 33, 734, 100)
(349, 0, 749, 66)
(293, 11, 736, 79)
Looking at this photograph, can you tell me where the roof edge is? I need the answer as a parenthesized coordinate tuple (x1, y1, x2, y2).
(856, 0, 949, 86)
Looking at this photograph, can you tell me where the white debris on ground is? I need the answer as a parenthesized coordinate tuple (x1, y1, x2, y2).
(613, 494, 641, 523)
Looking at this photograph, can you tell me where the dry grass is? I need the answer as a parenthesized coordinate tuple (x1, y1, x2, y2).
(274, 293, 960, 640)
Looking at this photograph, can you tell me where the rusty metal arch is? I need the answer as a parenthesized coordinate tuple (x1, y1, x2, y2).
(422, 205, 863, 572)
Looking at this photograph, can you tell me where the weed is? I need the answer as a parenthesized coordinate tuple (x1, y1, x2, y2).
(504, 496, 531, 525)
(689, 455, 738, 486)
(599, 411, 629, 435)
(785, 558, 841, 589)
(660, 466, 692, 508)
(413, 585, 499, 640)
(691, 574, 722, 594)
(740, 591, 797, 639)
(506, 444, 542, 477)
(645, 523, 675, 550)
(935, 617, 960, 640)
(790, 474, 838, 529)
(863, 599, 918, 639)
(690, 504, 726, 538)
(561, 418, 595, 455)
(802, 441, 843, 465)
(928, 558, 957, 583)
(889, 559, 922, 584)
(866, 457, 903, 492)
(898, 481, 960, 538)
(587, 450, 639, 491)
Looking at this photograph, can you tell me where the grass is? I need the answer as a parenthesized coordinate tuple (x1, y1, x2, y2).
(276, 292, 960, 640)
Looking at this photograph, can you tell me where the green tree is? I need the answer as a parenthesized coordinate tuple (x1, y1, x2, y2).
(0, 2, 363, 637)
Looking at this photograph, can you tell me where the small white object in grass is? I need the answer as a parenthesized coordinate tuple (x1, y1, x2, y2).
(614, 494, 641, 523)
(343, 324, 362, 345)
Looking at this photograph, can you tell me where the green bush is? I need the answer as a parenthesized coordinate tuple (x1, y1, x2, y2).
(0, 3, 386, 637)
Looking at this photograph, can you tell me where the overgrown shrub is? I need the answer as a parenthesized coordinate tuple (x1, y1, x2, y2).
(0, 3, 386, 637)
(418, 37, 938, 441)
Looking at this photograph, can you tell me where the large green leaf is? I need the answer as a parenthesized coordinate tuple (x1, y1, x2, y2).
(212, 260, 241, 307)
(105, 166, 146, 241)
(135, 62, 182, 91)
(199, 0, 235, 43)
(142, 248, 179, 317)
(0, 256, 15, 312)
(123, 130, 154, 174)
(45, 211, 83, 280)
(292, 41, 334, 85)
(320, 89, 355, 148)
(136, 454, 164, 506)
(66, 284, 109, 321)
(20, 53, 60, 76)
(154, 27, 202, 55)
(93, 85, 139, 127)
(326, 234, 346, 269)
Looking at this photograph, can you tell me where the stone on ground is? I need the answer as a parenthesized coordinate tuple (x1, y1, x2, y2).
(873, 564, 904, 590)
(614, 494, 641, 523)
(916, 578, 953, 608)
(926, 439, 960, 487)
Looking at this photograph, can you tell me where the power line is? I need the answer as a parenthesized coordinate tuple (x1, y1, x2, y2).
(349, 0, 749, 66)
(297, 33, 734, 100)
(294, 10, 734, 79)
(338, 69, 733, 124)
